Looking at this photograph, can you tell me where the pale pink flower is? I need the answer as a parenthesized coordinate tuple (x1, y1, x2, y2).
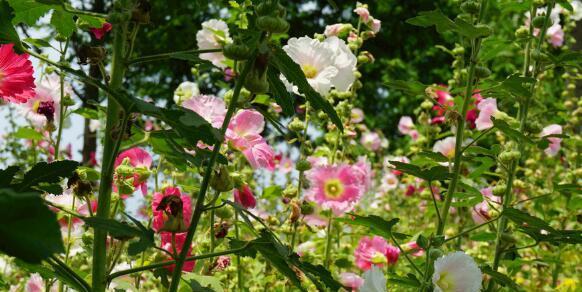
(354, 236, 400, 270)
(308, 156, 329, 168)
(182, 95, 226, 128)
(305, 164, 363, 216)
(26, 273, 45, 292)
(303, 214, 328, 228)
(547, 23, 564, 47)
(398, 116, 415, 135)
(324, 23, 343, 37)
(90, 22, 112, 40)
(296, 241, 316, 257)
(347, 31, 358, 43)
(385, 156, 410, 176)
(234, 184, 256, 209)
(227, 110, 275, 170)
(354, 7, 371, 21)
(361, 132, 382, 151)
(405, 241, 425, 257)
(351, 108, 364, 123)
(278, 156, 294, 173)
(160, 232, 195, 272)
(409, 129, 420, 141)
(379, 172, 399, 193)
(212, 256, 231, 271)
(113, 148, 153, 196)
(433, 137, 456, 159)
(340, 272, 364, 291)
(475, 98, 498, 130)
(540, 124, 562, 156)
(22, 74, 72, 129)
(0, 43, 35, 103)
(353, 157, 373, 193)
(371, 18, 381, 33)
(196, 19, 232, 68)
(152, 187, 192, 233)
(471, 187, 501, 224)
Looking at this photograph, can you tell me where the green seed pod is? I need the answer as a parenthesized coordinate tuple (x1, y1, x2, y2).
(283, 186, 298, 198)
(215, 207, 233, 219)
(210, 165, 234, 192)
(288, 118, 306, 132)
(223, 43, 252, 61)
(493, 184, 506, 196)
(296, 159, 312, 172)
(452, 46, 465, 56)
(531, 51, 549, 62)
(300, 201, 315, 215)
(256, 16, 289, 34)
(421, 100, 434, 110)
(474, 24, 492, 37)
(460, 1, 480, 14)
(515, 26, 530, 39)
(429, 248, 444, 260)
(499, 151, 514, 163)
(475, 66, 491, 78)
(244, 68, 269, 94)
(532, 15, 546, 28)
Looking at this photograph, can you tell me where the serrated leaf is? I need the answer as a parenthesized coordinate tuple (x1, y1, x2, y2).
(481, 265, 523, 291)
(389, 161, 450, 181)
(0, 1, 21, 47)
(384, 80, 427, 96)
(0, 188, 64, 263)
(50, 8, 75, 37)
(406, 9, 456, 34)
(262, 185, 283, 199)
(13, 127, 44, 140)
(270, 46, 343, 131)
(181, 274, 223, 292)
(7, 0, 57, 26)
(83, 217, 142, 239)
(76, 14, 106, 29)
(15, 160, 79, 192)
(470, 232, 497, 242)
(23, 37, 51, 47)
(503, 208, 582, 244)
(454, 17, 491, 38)
(0, 166, 19, 188)
(267, 65, 295, 116)
(492, 119, 534, 144)
(336, 214, 399, 239)
(498, 73, 535, 98)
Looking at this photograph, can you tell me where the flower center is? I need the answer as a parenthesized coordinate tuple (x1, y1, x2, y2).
(324, 179, 344, 198)
(301, 64, 318, 79)
(0, 70, 4, 82)
(371, 252, 387, 265)
(436, 272, 455, 292)
(37, 101, 56, 122)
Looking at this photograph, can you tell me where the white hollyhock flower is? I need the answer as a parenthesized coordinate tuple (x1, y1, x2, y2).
(196, 19, 232, 68)
(572, 0, 582, 21)
(360, 265, 386, 292)
(432, 251, 482, 292)
(282, 36, 356, 95)
(173, 81, 200, 105)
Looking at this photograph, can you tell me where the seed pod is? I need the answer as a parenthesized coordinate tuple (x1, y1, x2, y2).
(515, 26, 530, 39)
(288, 118, 305, 132)
(532, 15, 546, 28)
(289, 201, 301, 223)
(492, 184, 506, 196)
(223, 43, 252, 61)
(210, 165, 234, 192)
(429, 248, 443, 260)
(215, 207, 233, 219)
(475, 66, 491, 78)
(300, 201, 314, 215)
(256, 16, 289, 34)
(296, 159, 312, 172)
(474, 24, 492, 37)
(283, 186, 298, 198)
(460, 1, 480, 14)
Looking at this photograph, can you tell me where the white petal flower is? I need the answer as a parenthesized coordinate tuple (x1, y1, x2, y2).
(196, 19, 232, 68)
(572, 0, 582, 21)
(360, 265, 386, 292)
(322, 36, 357, 92)
(432, 251, 482, 292)
(173, 81, 200, 105)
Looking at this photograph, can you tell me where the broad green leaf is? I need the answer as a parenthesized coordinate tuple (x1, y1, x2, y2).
(0, 1, 21, 47)
(498, 73, 535, 98)
(7, 0, 57, 26)
(72, 107, 100, 119)
(416, 151, 448, 163)
(170, 52, 204, 63)
(14, 160, 79, 192)
(492, 119, 534, 144)
(481, 265, 523, 291)
(123, 212, 155, 256)
(470, 232, 497, 242)
(0, 188, 64, 263)
(50, 9, 75, 37)
(83, 217, 142, 240)
(262, 185, 283, 199)
(556, 0, 573, 11)
(270, 46, 343, 131)
(406, 9, 456, 34)
(76, 14, 106, 29)
(454, 17, 491, 38)
(384, 80, 427, 96)
(502, 208, 582, 244)
(0, 166, 19, 188)
(388, 273, 421, 288)
(267, 65, 295, 116)
(336, 214, 399, 239)
(13, 127, 44, 140)
(388, 161, 450, 181)
(45, 256, 91, 292)
(182, 274, 224, 292)
(23, 37, 51, 47)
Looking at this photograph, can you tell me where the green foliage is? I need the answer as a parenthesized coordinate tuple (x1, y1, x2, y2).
(0, 188, 64, 263)
(83, 216, 155, 253)
(388, 160, 450, 181)
(502, 208, 582, 245)
(267, 66, 295, 116)
(0, 1, 21, 47)
(12, 160, 79, 193)
(336, 214, 400, 239)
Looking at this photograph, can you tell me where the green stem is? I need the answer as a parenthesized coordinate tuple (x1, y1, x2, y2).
(443, 216, 499, 243)
(92, 17, 129, 292)
(167, 53, 256, 292)
(324, 213, 334, 269)
(235, 212, 243, 291)
(290, 102, 310, 250)
(127, 49, 221, 65)
(54, 38, 70, 160)
(390, 233, 423, 276)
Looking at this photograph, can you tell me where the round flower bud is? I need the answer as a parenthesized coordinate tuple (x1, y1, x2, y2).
(492, 184, 506, 196)
(475, 66, 491, 78)
(460, 1, 480, 14)
(288, 118, 305, 132)
(452, 46, 465, 56)
(215, 207, 233, 219)
(244, 69, 269, 94)
(474, 24, 492, 37)
(300, 201, 315, 215)
(429, 248, 444, 260)
(499, 151, 514, 163)
(256, 16, 289, 34)
(421, 100, 434, 110)
(223, 43, 252, 61)
(515, 26, 530, 39)
(283, 185, 298, 198)
(533, 0, 546, 7)
(210, 166, 234, 192)
(531, 51, 549, 62)
(296, 159, 312, 172)
(532, 15, 546, 28)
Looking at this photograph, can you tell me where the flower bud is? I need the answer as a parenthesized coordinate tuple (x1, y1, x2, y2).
(460, 1, 480, 14)
(215, 207, 233, 219)
(244, 68, 269, 94)
(289, 201, 301, 223)
(288, 118, 305, 132)
(283, 185, 298, 198)
(256, 16, 289, 34)
(421, 100, 434, 110)
(474, 24, 492, 37)
(532, 15, 546, 28)
(533, 0, 546, 7)
(210, 165, 234, 192)
(223, 43, 252, 60)
(492, 184, 506, 196)
(300, 201, 315, 215)
(452, 46, 465, 56)
(296, 159, 312, 172)
(475, 66, 491, 78)
(429, 248, 443, 260)
(515, 26, 530, 39)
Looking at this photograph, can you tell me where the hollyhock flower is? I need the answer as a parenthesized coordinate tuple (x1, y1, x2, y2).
(152, 187, 192, 233)
(90, 22, 112, 40)
(278, 156, 294, 173)
(196, 19, 232, 68)
(398, 116, 415, 135)
(547, 24, 564, 47)
(160, 232, 195, 272)
(283, 36, 356, 95)
(212, 256, 231, 271)
(475, 98, 498, 131)
(22, 74, 72, 129)
(227, 110, 275, 170)
(353, 157, 372, 193)
(572, 0, 582, 21)
(324, 23, 343, 37)
(305, 164, 363, 216)
(361, 132, 382, 151)
(471, 187, 501, 224)
(360, 265, 386, 292)
(379, 172, 399, 193)
(234, 185, 256, 209)
(340, 272, 364, 291)
(433, 137, 457, 159)
(370, 18, 382, 34)
(0, 43, 35, 103)
(113, 148, 152, 196)
(405, 241, 425, 257)
(385, 156, 410, 176)
(540, 124, 562, 156)
(354, 236, 400, 270)
(304, 214, 328, 228)
(296, 241, 316, 257)
(308, 156, 329, 168)
(26, 273, 45, 292)
(432, 251, 482, 292)
(173, 81, 200, 106)
(354, 7, 371, 22)
(182, 95, 226, 128)
(351, 108, 364, 123)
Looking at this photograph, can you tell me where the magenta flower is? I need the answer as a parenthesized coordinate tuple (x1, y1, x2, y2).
(152, 187, 192, 233)
(0, 43, 35, 103)
(90, 22, 112, 40)
(540, 124, 563, 156)
(305, 164, 363, 216)
(340, 272, 364, 291)
(227, 110, 275, 170)
(160, 232, 195, 272)
(234, 184, 256, 209)
(113, 148, 153, 196)
(354, 236, 400, 270)
(475, 98, 498, 131)
(182, 94, 227, 128)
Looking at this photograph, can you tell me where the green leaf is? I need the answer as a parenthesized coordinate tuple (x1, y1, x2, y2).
(7, 0, 57, 26)
(416, 151, 448, 163)
(481, 265, 523, 291)
(181, 274, 223, 292)
(83, 217, 142, 240)
(406, 9, 456, 34)
(45, 256, 91, 292)
(384, 80, 427, 96)
(492, 118, 534, 144)
(388, 161, 450, 181)
(170, 52, 204, 63)
(0, 1, 21, 48)
(12, 127, 44, 140)
(270, 46, 343, 131)
(262, 185, 283, 199)
(502, 208, 582, 244)
(14, 160, 79, 192)
(470, 232, 497, 242)
(454, 18, 491, 38)
(267, 65, 295, 116)
(23, 37, 51, 47)
(0, 166, 19, 188)
(123, 212, 155, 256)
(556, 0, 573, 11)
(388, 273, 421, 288)
(76, 14, 106, 29)
(498, 73, 535, 98)
(336, 214, 399, 239)
(50, 9, 75, 37)
(72, 107, 100, 119)
(0, 188, 64, 263)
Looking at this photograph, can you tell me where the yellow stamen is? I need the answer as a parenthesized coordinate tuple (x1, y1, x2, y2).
(324, 179, 344, 198)
(301, 64, 318, 79)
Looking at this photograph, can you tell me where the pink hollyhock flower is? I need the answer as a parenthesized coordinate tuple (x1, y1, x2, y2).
(308, 156, 329, 168)
(296, 241, 316, 257)
(433, 137, 457, 159)
(360, 132, 382, 151)
(540, 124, 562, 156)
(379, 172, 399, 193)
(26, 273, 45, 292)
(152, 187, 192, 233)
(22, 74, 72, 129)
(303, 214, 328, 228)
(212, 255, 231, 271)
(398, 116, 415, 135)
(278, 156, 294, 173)
(227, 109, 275, 170)
(182, 95, 227, 128)
(340, 272, 364, 291)
(475, 98, 498, 130)
(471, 187, 501, 224)
(354, 236, 400, 270)
(305, 164, 363, 216)
(351, 108, 364, 123)
(385, 156, 410, 176)
(547, 24, 564, 47)
(405, 241, 425, 257)
(324, 23, 343, 37)
(114, 148, 153, 196)
(234, 184, 256, 209)
(90, 22, 112, 40)
(353, 157, 372, 193)
(370, 18, 381, 33)
(160, 232, 195, 272)
(354, 7, 371, 21)
(347, 31, 358, 42)
(0, 43, 35, 103)
(224, 67, 236, 81)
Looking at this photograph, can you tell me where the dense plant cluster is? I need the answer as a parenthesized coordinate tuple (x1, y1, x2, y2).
(0, 0, 580, 291)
